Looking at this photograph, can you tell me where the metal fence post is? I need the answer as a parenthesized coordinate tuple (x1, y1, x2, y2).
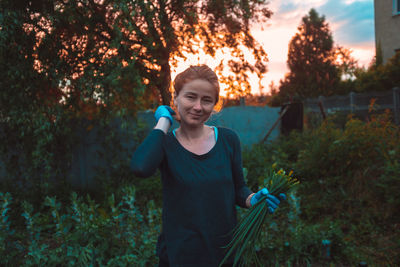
(318, 95, 326, 120)
(350, 92, 355, 113)
(240, 96, 246, 106)
(393, 87, 400, 125)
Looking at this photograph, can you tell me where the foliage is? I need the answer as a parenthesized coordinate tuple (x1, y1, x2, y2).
(0, 186, 161, 266)
(243, 130, 309, 190)
(334, 46, 359, 80)
(277, 8, 340, 102)
(242, 111, 400, 265)
(0, 0, 143, 207)
(295, 113, 400, 264)
(352, 51, 400, 93)
(0, 0, 275, 208)
(1, 110, 399, 265)
(328, 48, 400, 97)
(373, 40, 384, 68)
(268, 8, 363, 107)
(256, 197, 352, 266)
(295, 112, 399, 219)
(1, 0, 273, 109)
(0, 0, 146, 119)
(220, 93, 271, 108)
(332, 46, 362, 95)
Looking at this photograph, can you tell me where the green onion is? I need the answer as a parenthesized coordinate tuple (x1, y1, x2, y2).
(219, 165, 300, 267)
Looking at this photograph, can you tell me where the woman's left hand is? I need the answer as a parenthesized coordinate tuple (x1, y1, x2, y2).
(250, 188, 286, 213)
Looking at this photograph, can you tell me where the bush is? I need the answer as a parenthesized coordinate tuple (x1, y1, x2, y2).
(0, 187, 160, 266)
(243, 111, 400, 265)
(296, 112, 399, 223)
(2, 111, 399, 266)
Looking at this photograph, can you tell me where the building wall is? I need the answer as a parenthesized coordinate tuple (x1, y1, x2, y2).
(374, 0, 400, 63)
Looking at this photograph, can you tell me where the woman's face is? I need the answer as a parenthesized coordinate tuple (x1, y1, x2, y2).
(174, 79, 217, 127)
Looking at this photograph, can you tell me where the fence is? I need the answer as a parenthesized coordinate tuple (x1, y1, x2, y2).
(0, 106, 281, 190)
(71, 105, 281, 189)
(137, 105, 281, 146)
(303, 87, 400, 124)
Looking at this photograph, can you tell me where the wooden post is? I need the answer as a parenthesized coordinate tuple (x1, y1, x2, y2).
(393, 87, 400, 125)
(261, 104, 290, 143)
(318, 96, 326, 120)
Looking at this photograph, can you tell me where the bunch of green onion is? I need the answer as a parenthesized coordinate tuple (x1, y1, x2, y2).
(219, 165, 299, 267)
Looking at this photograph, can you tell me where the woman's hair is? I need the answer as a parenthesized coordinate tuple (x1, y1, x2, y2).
(173, 65, 220, 103)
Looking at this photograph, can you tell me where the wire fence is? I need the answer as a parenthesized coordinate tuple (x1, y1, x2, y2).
(303, 87, 400, 125)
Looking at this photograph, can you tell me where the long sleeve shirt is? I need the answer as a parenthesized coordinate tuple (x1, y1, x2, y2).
(130, 127, 252, 266)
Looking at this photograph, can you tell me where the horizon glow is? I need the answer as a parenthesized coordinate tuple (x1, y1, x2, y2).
(171, 0, 375, 96)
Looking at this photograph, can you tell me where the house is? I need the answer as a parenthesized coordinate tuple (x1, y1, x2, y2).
(374, 0, 400, 63)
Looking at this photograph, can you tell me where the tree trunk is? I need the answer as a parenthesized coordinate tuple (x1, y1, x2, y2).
(159, 61, 172, 105)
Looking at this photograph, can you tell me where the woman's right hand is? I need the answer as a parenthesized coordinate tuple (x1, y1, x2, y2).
(154, 105, 176, 125)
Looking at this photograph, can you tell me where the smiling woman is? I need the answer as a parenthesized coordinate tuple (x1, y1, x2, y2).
(172, 66, 219, 126)
(172, 67, 220, 156)
(130, 65, 284, 267)
(174, 79, 215, 126)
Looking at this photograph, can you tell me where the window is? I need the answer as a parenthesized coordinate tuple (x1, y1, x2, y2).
(394, 0, 400, 15)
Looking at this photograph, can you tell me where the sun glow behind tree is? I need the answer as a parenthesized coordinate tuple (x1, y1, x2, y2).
(171, 42, 270, 98)
(2, 0, 275, 115)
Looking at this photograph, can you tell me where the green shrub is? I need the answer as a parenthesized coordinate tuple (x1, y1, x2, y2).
(0, 186, 160, 266)
(243, 130, 308, 191)
(295, 112, 399, 223)
(2, 110, 399, 266)
(244, 111, 400, 265)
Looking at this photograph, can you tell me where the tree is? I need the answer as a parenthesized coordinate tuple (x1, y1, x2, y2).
(1, 0, 272, 117)
(370, 40, 383, 69)
(278, 8, 339, 102)
(334, 46, 359, 80)
(353, 51, 400, 93)
(0, 0, 272, 197)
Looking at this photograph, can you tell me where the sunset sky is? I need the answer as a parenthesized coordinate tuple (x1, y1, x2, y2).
(172, 0, 376, 96)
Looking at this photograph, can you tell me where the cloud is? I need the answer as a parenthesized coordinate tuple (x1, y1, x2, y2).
(273, 0, 327, 23)
(348, 43, 375, 67)
(266, 0, 374, 45)
(318, 0, 375, 45)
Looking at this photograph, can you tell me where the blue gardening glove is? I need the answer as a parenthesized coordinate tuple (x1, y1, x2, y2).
(154, 105, 176, 125)
(250, 188, 286, 213)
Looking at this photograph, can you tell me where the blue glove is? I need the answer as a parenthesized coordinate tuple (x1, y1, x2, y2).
(154, 105, 175, 125)
(250, 188, 285, 213)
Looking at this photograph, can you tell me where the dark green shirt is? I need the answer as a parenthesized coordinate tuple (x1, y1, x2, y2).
(130, 127, 252, 266)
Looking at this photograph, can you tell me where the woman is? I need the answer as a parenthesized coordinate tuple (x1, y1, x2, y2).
(131, 65, 283, 267)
